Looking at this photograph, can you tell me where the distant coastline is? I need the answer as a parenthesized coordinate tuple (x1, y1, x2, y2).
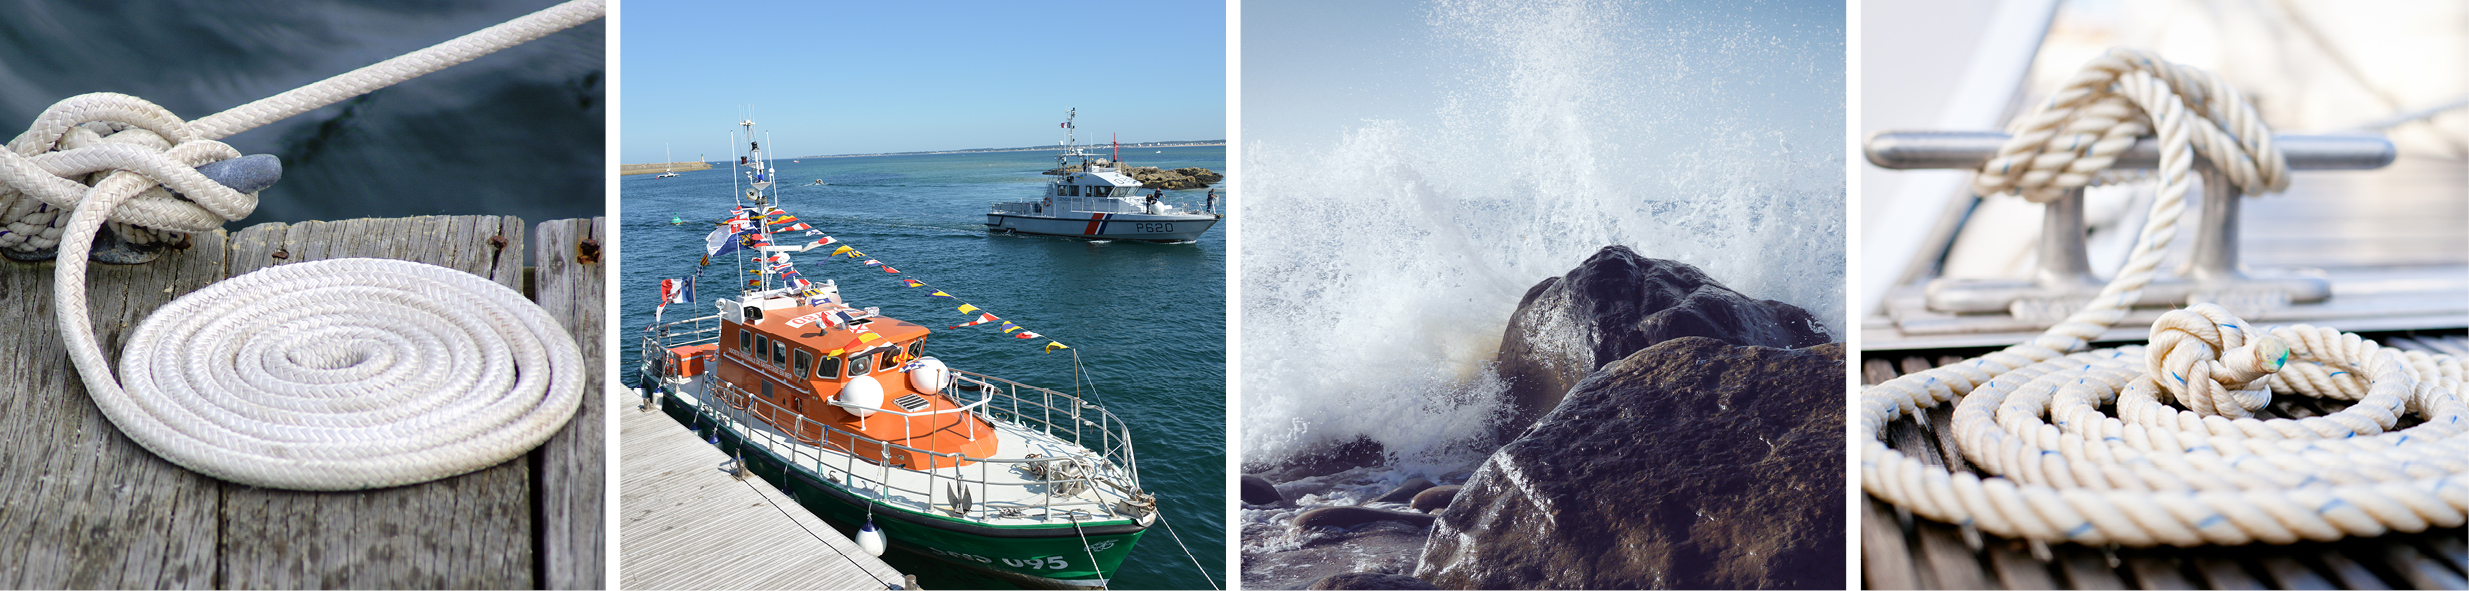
(622, 140, 1225, 166)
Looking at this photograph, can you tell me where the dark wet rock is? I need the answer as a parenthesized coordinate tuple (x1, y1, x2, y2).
(1492, 245, 1829, 438)
(1241, 474, 1284, 506)
(1409, 485, 1460, 513)
(1244, 436, 1387, 483)
(1295, 506, 1436, 530)
(1308, 572, 1440, 590)
(1368, 477, 1435, 504)
(1417, 337, 1846, 590)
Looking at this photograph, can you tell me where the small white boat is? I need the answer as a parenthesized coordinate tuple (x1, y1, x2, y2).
(986, 109, 1218, 243)
(656, 143, 681, 179)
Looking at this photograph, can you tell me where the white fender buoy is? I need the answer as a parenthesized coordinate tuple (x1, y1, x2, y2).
(907, 356, 953, 393)
(857, 519, 888, 556)
(839, 375, 884, 417)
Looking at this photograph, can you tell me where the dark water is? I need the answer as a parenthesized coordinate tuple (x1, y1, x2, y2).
(621, 146, 1228, 589)
(0, 0, 604, 228)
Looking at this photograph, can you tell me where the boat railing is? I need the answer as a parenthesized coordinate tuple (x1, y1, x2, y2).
(689, 374, 1145, 527)
(638, 313, 724, 387)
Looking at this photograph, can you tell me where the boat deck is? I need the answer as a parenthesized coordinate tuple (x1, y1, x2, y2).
(1860, 332, 2469, 589)
(676, 377, 1147, 528)
(618, 388, 909, 590)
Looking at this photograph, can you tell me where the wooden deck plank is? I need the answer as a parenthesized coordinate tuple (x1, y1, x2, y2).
(217, 217, 538, 589)
(1984, 541, 2062, 590)
(0, 216, 601, 589)
(1863, 497, 1924, 590)
(618, 392, 905, 590)
(533, 218, 607, 590)
(0, 231, 229, 589)
(2052, 545, 2129, 590)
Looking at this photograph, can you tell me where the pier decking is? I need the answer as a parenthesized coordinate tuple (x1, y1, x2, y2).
(0, 215, 605, 588)
(619, 390, 909, 590)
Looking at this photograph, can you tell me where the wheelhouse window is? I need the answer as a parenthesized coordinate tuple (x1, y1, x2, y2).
(848, 351, 873, 376)
(793, 350, 812, 378)
(1092, 186, 1112, 197)
(1064, 185, 1079, 197)
(879, 347, 901, 371)
(753, 335, 769, 363)
(906, 339, 924, 360)
(770, 339, 787, 367)
(817, 355, 843, 379)
(738, 328, 751, 353)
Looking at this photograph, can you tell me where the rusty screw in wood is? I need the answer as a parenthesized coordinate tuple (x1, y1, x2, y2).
(271, 248, 288, 260)
(489, 234, 508, 250)
(577, 239, 601, 264)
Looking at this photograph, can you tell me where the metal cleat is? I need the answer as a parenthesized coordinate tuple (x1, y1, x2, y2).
(1867, 132, 2392, 320)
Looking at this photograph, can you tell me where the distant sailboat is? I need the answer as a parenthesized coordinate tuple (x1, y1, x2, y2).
(656, 143, 681, 179)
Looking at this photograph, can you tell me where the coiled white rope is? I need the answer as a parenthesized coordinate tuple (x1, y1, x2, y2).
(1860, 48, 2468, 546)
(0, 0, 603, 490)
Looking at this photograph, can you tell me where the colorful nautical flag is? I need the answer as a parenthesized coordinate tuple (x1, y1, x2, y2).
(948, 313, 998, 328)
(805, 230, 825, 236)
(831, 245, 853, 257)
(769, 215, 799, 224)
(1000, 322, 1021, 333)
(881, 266, 899, 274)
(767, 263, 791, 272)
(745, 279, 761, 287)
(660, 278, 694, 305)
(811, 236, 836, 247)
(705, 225, 750, 257)
(957, 304, 980, 314)
(863, 259, 882, 267)
(928, 291, 954, 299)
(783, 223, 812, 231)
(1043, 341, 1069, 353)
(792, 278, 813, 288)
(902, 279, 925, 287)
(1014, 331, 1041, 339)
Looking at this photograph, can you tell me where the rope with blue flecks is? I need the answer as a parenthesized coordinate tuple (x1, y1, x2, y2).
(0, 0, 600, 490)
(1860, 48, 2466, 546)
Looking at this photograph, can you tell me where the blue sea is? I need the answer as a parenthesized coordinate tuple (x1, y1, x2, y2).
(620, 145, 1227, 590)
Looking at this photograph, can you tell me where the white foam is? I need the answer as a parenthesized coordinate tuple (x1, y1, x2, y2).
(1241, 0, 1844, 467)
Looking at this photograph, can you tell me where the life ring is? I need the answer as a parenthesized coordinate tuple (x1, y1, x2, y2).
(1042, 196, 1052, 207)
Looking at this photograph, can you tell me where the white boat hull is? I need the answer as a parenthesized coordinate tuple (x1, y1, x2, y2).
(985, 212, 1218, 242)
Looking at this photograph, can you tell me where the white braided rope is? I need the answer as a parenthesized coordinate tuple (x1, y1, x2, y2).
(0, 0, 603, 490)
(1860, 49, 2469, 546)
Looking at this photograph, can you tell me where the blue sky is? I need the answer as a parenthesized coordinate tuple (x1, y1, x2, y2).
(620, 0, 1225, 163)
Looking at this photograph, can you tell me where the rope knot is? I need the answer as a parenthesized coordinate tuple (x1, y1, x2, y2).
(2147, 303, 2285, 417)
(0, 92, 270, 260)
(1973, 48, 2289, 203)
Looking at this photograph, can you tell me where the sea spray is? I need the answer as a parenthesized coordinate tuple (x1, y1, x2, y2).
(1240, 0, 1844, 470)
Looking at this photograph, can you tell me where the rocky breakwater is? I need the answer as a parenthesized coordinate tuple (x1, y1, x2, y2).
(1243, 245, 1843, 590)
(1416, 336, 1845, 589)
(1045, 160, 1223, 189)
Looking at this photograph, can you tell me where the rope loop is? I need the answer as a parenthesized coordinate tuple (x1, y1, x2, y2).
(5, 0, 605, 490)
(0, 93, 260, 254)
(1862, 49, 2468, 547)
(2146, 303, 2285, 418)
(1974, 48, 2290, 203)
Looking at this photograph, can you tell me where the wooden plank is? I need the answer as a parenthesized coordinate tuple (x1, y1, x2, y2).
(2312, 548, 2393, 590)
(2377, 541, 2469, 590)
(1983, 540, 2061, 590)
(2052, 545, 2129, 590)
(532, 217, 606, 590)
(1863, 497, 1923, 589)
(0, 231, 229, 589)
(2257, 555, 2338, 590)
(2122, 554, 2195, 590)
(2187, 555, 2265, 589)
(215, 217, 539, 589)
(618, 392, 905, 589)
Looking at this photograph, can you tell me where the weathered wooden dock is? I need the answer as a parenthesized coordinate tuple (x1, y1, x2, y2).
(1861, 333, 2469, 589)
(618, 391, 909, 590)
(0, 215, 604, 589)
